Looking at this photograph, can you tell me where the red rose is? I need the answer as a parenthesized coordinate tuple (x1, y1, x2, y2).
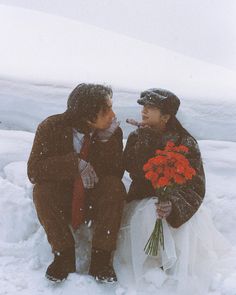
(143, 161, 153, 172)
(174, 174, 186, 184)
(145, 171, 154, 180)
(184, 167, 196, 179)
(143, 141, 196, 189)
(165, 141, 175, 150)
(176, 164, 185, 174)
(157, 177, 169, 187)
(177, 145, 189, 153)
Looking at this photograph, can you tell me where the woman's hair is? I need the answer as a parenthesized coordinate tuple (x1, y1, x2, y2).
(65, 83, 113, 133)
(161, 110, 192, 138)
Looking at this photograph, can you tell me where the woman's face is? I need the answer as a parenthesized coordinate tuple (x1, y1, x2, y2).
(141, 104, 169, 128)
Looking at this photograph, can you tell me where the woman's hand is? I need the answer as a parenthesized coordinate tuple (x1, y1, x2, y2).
(155, 201, 172, 219)
(126, 118, 150, 129)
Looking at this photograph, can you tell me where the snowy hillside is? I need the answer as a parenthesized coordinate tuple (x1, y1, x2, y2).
(0, 4, 236, 99)
(0, 4, 236, 140)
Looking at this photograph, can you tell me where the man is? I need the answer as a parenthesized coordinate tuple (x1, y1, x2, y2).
(27, 83, 126, 282)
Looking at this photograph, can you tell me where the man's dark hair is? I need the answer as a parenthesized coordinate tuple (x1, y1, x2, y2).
(65, 83, 113, 133)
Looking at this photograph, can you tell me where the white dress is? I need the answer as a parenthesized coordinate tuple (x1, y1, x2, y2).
(113, 197, 232, 294)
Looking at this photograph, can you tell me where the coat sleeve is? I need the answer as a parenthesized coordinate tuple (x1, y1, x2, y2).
(166, 136, 206, 228)
(27, 123, 79, 184)
(123, 132, 138, 175)
(90, 127, 124, 178)
(123, 129, 158, 179)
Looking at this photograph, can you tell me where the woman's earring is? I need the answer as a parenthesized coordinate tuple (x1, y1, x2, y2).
(161, 120, 166, 125)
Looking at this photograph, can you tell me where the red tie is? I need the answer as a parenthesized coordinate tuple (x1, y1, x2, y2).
(71, 134, 91, 230)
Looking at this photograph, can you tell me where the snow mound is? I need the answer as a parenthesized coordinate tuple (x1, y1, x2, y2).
(1, 79, 236, 141)
(0, 130, 236, 294)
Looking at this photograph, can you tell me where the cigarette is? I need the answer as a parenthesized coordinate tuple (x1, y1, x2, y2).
(126, 118, 141, 127)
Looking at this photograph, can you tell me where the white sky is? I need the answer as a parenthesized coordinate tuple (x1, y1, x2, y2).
(0, 0, 236, 71)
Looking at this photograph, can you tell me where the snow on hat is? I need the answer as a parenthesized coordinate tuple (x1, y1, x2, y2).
(137, 88, 180, 116)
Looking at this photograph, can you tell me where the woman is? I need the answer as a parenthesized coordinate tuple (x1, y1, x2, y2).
(114, 88, 230, 294)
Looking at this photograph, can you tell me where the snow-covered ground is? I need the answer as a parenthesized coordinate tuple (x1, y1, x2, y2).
(1, 130, 236, 295)
(1, 3, 236, 295)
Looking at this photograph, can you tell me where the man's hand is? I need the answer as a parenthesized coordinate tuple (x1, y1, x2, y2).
(78, 159, 99, 189)
(155, 201, 172, 219)
(96, 117, 120, 141)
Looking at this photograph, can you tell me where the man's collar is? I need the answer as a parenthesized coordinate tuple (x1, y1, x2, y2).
(73, 128, 95, 140)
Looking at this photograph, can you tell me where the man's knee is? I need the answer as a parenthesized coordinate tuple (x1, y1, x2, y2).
(33, 183, 71, 228)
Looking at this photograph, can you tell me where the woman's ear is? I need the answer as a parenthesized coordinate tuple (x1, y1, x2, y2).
(162, 114, 171, 123)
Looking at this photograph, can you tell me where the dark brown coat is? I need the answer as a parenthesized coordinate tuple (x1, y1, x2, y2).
(123, 127, 206, 228)
(27, 113, 125, 252)
(28, 113, 124, 186)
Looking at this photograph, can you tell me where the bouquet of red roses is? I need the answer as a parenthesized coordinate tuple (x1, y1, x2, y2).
(143, 140, 196, 256)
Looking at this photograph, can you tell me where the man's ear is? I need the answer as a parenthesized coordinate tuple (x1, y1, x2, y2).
(87, 119, 96, 128)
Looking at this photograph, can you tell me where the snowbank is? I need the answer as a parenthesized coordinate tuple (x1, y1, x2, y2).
(0, 130, 236, 294)
(1, 78, 236, 141)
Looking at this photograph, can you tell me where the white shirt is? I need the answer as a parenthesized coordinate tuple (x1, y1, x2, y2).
(73, 129, 94, 153)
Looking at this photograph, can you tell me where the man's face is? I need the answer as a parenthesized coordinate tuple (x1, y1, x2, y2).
(88, 98, 115, 130)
